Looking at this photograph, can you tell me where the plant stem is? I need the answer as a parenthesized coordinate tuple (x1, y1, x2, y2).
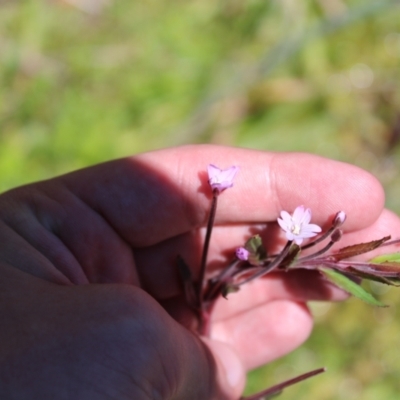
(240, 367, 326, 400)
(298, 240, 336, 262)
(237, 241, 293, 286)
(300, 226, 335, 250)
(204, 258, 240, 302)
(197, 192, 218, 309)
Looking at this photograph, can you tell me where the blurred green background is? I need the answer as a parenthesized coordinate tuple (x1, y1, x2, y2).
(2, 0, 400, 398)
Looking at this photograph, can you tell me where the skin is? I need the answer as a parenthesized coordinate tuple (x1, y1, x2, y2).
(0, 144, 400, 400)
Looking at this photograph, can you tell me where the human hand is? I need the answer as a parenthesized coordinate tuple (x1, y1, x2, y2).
(0, 145, 399, 399)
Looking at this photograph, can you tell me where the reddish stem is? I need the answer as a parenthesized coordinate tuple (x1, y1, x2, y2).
(197, 191, 218, 331)
(241, 367, 326, 400)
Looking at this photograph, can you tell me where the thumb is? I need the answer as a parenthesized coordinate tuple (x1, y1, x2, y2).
(166, 315, 246, 400)
(172, 329, 246, 399)
(202, 338, 246, 399)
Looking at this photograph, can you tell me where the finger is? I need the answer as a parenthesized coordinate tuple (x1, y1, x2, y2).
(54, 145, 384, 246)
(211, 300, 313, 370)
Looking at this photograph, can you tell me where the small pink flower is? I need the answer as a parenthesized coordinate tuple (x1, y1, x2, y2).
(236, 247, 249, 261)
(277, 205, 322, 245)
(207, 164, 238, 193)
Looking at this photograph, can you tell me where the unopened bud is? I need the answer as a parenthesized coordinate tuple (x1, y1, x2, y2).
(331, 229, 343, 243)
(236, 247, 249, 261)
(333, 211, 346, 227)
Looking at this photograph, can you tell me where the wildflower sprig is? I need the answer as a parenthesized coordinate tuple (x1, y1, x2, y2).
(177, 164, 400, 400)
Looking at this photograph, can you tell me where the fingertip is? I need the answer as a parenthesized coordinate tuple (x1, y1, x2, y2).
(338, 164, 385, 231)
(271, 153, 386, 231)
(263, 300, 313, 355)
(376, 208, 400, 234)
(211, 299, 314, 370)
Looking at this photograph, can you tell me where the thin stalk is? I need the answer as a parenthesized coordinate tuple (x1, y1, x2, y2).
(298, 240, 336, 263)
(240, 367, 326, 400)
(228, 265, 263, 285)
(237, 241, 293, 286)
(197, 192, 218, 308)
(300, 226, 335, 250)
(327, 260, 400, 278)
(204, 258, 240, 302)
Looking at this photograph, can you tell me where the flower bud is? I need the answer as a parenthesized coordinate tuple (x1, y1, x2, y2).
(333, 211, 346, 227)
(236, 247, 249, 261)
(331, 229, 343, 243)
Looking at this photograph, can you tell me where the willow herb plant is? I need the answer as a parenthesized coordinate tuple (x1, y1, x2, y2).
(177, 164, 400, 400)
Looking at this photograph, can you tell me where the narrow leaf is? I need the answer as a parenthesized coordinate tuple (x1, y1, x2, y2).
(346, 267, 400, 286)
(332, 236, 391, 261)
(320, 268, 387, 307)
(347, 262, 400, 277)
(370, 252, 400, 263)
(176, 255, 197, 308)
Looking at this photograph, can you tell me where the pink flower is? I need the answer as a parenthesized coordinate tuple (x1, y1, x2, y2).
(277, 205, 322, 245)
(207, 164, 239, 193)
(236, 247, 249, 261)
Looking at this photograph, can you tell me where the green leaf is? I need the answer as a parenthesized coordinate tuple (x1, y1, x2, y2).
(320, 268, 387, 307)
(370, 252, 400, 263)
(244, 235, 267, 265)
(221, 283, 240, 299)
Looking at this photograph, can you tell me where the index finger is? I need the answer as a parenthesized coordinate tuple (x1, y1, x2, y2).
(60, 145, 385, 246)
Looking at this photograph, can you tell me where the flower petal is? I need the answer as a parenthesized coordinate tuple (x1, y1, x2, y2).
(301, 223, 322, 233)
(301, 208, 312, 224)
(277, 217, 290, 231)
(220, 166, 239, 183)
(285, 231, 295, 241)
(299, 231, 320, 238)
(207, 164, 221, 180)
(292, 205, 306, 224)
(280, 210, 293, 225)
(294, 237, 304, 245)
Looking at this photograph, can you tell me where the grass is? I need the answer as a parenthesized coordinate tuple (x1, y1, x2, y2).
(2, 0, 400, 398)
